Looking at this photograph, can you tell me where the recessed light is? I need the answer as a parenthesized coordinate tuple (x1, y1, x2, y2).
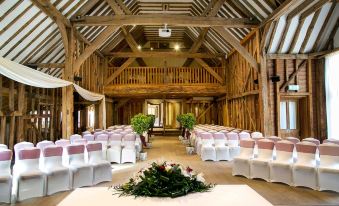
(150, 47, 154, 51)
(137, 45, 142, 50)
(174, 44, 180, 51)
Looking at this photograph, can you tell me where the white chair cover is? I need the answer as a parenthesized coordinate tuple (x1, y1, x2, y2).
(250, 139, 274, 181)
(0, 149, 12, 203)
(292, 142, 318, 189)
(12, 148, 45, 201)
(86, 143, 112, 185)
(318, 143, 339, 192)
(40, 146, 70, 195)
(232, 139, 255, 178)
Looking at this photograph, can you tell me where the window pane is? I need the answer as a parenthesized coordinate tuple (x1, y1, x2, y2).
(280, 101, 287, 129)
(289, 101, 297, 129)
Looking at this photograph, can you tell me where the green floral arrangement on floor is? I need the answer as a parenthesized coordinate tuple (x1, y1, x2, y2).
(111, 162, 213, 198)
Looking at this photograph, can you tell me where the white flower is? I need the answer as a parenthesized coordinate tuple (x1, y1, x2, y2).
(196, 173, 205, 183)
(182, 170, 190, 177)
(165, 165, 172, 172)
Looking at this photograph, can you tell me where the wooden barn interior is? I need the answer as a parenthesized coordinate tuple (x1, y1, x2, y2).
(0, 0, 339, 205)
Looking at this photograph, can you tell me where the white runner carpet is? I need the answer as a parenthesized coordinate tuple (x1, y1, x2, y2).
(58, 185, 273, 206)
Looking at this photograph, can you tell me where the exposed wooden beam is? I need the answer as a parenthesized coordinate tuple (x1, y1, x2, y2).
(105, 51, 224, 58)
(213, 26, 259, 72)
(311, 1, 336, 52)
(279, 60, 307, 91)
(72, 15, 259, 28)
(31, 0, 70, 56)
(74, 0, 101, 17)
(300, 0, 330, 21)
(194, 58, 224, 84)
(26, 63, 65, 68)
(104, 84, 227, 97)
(120, 27, 148, 66)
(74, 25, 120, 73)
(260, 0, 301, 27)
(104, 58, 136, 86)
(300, 9, 322, 53)
(266, 54, 310, 59)
(197, 103, 214, 121)
(182, 0, 226, 66)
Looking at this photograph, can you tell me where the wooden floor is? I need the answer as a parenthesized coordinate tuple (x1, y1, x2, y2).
(4, 136, 339, 206)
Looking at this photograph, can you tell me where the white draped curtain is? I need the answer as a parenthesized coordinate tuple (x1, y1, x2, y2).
(0, 56, 106, 129)
(325, 51, 339, 140)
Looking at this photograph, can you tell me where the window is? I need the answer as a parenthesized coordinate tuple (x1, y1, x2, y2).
(325, 51, 339, 140)
(280, 100, 298, 130)
(87, 105, 95, 129)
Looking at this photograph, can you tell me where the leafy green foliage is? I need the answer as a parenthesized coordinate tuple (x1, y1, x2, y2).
(176, 114, 184, 124)
(131, 113, 150, 135)
(181, 113, 196, 130)
(146, 114, 156, 129)
(112, 162, 213, 198)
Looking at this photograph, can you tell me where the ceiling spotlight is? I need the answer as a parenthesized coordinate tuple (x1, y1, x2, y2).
(150, 47, 154, 51)
(174, 44, 180, 51)
(137, 45, 142, 50)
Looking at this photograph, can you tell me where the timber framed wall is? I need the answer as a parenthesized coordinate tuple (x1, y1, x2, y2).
(217, 31, 261, 132)
(0, 75, 62, 149)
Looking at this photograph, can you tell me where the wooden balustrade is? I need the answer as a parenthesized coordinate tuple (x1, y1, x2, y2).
(107, 67, 224, 85)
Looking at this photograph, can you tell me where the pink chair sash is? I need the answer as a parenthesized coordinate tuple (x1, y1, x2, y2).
(55, 139, 70, 147)
(86, 143, 102, 152)
(303, 138, 320, 146)
(226, 132, 239, 140)
(286, 137, 300, 144)
(18, 148, 40, 160)
(83, 134, 95, 141)
(213, 132, 225, 139)
(257, 140, 275, 150)
(240, 139, 255, 148)
(276, 141, 294, 152)
(319, 143, 339, 156)
(296, 142, 317, 154)
(43, 146, 63, 157)
(201, 132, 213, 139)
(124, 134, 136, 141)
(267, 136, 282, 143)
(96, 134, 108, 141)
(0, 150, 12, 161)
(67, 145, 84, 155)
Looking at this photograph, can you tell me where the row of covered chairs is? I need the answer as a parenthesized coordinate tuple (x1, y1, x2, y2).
(71, 131, 141, 164)
(233, 138, 339, 192)
(0, 141, 112, 203)
(193, 129, 264, 161)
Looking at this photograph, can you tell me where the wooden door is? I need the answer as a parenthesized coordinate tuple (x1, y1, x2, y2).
(279, 99, 300, 138)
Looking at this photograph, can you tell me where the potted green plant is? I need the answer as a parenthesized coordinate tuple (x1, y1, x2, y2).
(131, 113, 149, 161)
(176, 114, 185, 140)
(182, 113, 196, 140)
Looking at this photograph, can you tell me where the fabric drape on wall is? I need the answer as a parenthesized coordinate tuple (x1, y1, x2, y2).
(0, 56, 72, 88)
(325, 51, 339, 140)
(0, 56, 106, 129)
(73, 84, 106, 129)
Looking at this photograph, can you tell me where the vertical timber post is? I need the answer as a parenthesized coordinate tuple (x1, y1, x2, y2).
(62, 28, 74, 138)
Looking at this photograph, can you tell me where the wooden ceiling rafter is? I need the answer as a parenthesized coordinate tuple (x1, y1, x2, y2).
(183, 0, 226, 67)
(71, 15, 259, 28)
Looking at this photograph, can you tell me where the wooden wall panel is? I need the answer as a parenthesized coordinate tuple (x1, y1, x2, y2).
(217, 32, 260, 131)
(0, 75, 62, 148)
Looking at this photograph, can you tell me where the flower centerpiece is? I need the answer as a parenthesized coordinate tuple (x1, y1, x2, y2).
(112, 162, 213, 198)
